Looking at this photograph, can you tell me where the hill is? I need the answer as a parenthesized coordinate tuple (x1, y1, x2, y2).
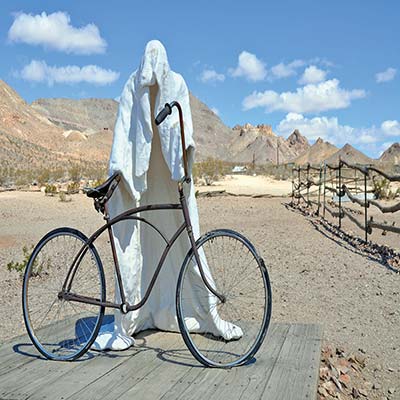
(0, 80, 66, 151)
(229, 124, 309, 164)
(325, 143, 373, 165)
(189, 94, 234, 161)
(293, 138, 338, 165)
(32, 98, 118, 134)
(379, 142, 400, 164)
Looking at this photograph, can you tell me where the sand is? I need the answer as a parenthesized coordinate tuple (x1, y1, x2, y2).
(0, 189, 399, 398)
(196, 174, 292, 196)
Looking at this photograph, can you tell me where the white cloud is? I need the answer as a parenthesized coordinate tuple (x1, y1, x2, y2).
(298, 65, 327, 85)
(19, 60, 119, 86)
(243, 79, 366, 114)
(229, 51, 267, 82)
(200, 69, 225, 83)
(276, 113, 400, 152)
(375, 67, 397, 83)
(8, 11, 106, 54)
(381, 120, 400, 136)
(276, 113, 354, 143)
(269, 60, 305, 80)
(211, 107, 220, 116)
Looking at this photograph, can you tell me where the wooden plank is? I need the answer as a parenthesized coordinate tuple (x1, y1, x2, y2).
(0, 312, 111, 376)
(262, 324, 322, 400)
(66, 331, 184, 400)
(161, 323, 290, 400)
(0, 323, 322, 400)
(27, 330, 170, 400)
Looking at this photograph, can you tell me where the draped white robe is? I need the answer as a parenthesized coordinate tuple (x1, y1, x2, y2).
(92, 40, 241, 351)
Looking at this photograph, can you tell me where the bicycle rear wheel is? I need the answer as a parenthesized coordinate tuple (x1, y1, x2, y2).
(176, 229, 271, 368)
(22, 227, 105, 360)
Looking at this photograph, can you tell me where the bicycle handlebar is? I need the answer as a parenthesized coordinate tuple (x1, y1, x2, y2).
(155, 101, 190, 183)
(155, 103, 172, 125)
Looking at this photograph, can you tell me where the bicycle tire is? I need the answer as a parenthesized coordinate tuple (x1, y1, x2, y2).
(176, 229, 272, 368)
(22, 227, 106, 361)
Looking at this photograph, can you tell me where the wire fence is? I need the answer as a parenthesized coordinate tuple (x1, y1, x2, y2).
(291, 160, 400, 243)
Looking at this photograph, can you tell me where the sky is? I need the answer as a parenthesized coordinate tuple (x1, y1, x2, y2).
(0, 0, 399, 158)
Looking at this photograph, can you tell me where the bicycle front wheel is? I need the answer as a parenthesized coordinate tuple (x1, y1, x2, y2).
(22, 227, 106, 361)
(176, 229, 271, 368)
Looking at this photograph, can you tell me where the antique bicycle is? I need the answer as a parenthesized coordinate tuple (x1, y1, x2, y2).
(22, 101, 272, 368)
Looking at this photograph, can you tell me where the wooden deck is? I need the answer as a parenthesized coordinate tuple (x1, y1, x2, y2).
(0, 322, 322, 400)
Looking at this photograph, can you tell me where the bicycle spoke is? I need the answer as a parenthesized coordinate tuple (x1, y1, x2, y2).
(178, 230, 270, 367)
(23, 229, 104, 360)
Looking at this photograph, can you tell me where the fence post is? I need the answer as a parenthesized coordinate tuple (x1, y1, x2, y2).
(354, 168, 358, 195)
(323, 163, 327, 218)
(291, 167, 294, 205)
(298, 167, 301, 205)
(338, 159, 342, 228)
(306, 163, 310, 206)
(364, 171, 368, 242)
(317, 164, 322, 216)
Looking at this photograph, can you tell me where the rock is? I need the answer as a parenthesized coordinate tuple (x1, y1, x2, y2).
(355, 354, 366, 367)
(373, 382, 382, 390)
(388, 387, 395, 394)
(320, 366, 330, 380)
(352, 387, 360, 398)
(339, 373, 351, 388)
(318, 386, 328, 397)
(322, 381, 337, 396)
(358, 388, 368, 397)
(332, 376, 343, 392)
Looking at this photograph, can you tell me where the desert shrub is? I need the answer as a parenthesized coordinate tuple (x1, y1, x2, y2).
(260, 163, 294, 180)
(69, 165, 81, 183)
(67, 181, 80, 194)
(15, 172, 31, 187)
(7, 245, 33, 274)
(59, 191, 72, 202)
(44, 183, 57, 196)
(193, 158, 229, 185)
(372, 178, 399, 200)
(37, 169, 51, 186)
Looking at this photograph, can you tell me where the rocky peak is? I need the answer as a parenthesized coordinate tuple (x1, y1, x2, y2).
(233, 122, 275, 137)
(286, 129, 310, 156)
(315, 137, 324, 145)
(380, 142, 400, 163)
(287, 129, 309, 146)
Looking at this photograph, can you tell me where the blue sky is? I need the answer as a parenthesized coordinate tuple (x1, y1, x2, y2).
(0, 0, 399, 158)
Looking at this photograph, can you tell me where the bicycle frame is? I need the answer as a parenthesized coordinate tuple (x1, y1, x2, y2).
(60, 182, 224, 313)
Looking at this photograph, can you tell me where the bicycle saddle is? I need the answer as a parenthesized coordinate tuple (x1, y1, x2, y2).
(85, 172, 121, 199)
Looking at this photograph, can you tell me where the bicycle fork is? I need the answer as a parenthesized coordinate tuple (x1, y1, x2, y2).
(178, 182, 226, 304)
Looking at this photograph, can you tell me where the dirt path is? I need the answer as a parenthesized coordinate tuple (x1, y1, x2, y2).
(196, 174, 292, 196)
(0, 191, 398, 398)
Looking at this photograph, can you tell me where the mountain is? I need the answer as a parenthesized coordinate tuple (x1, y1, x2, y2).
(229, 124, 309, 164)
(286, 129, 310, 155)
(293, 138, 338, 165)
(379, 142, 400, 164)
(31, 98, 118, 134)
(0, 80, 66, 151)
(189, 94, 234, 161)
(29, 92, 234, 162)
(325, 143, 373, 165)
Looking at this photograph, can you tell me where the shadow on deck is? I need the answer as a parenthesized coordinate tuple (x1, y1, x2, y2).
(0, 321, 322, 400)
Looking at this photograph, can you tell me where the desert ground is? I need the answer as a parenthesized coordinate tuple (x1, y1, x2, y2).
(0, 177, 399, 399)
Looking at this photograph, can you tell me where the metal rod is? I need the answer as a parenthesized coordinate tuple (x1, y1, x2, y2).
(338, 159, 342, 228)
(364, 173, 368, 242)
(291, 167, 294, 206)
(323, 163, 327, 219)
(317, 164, 322, 216)
(306, 163, 310, 206)
(298, 167, 301, 205)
